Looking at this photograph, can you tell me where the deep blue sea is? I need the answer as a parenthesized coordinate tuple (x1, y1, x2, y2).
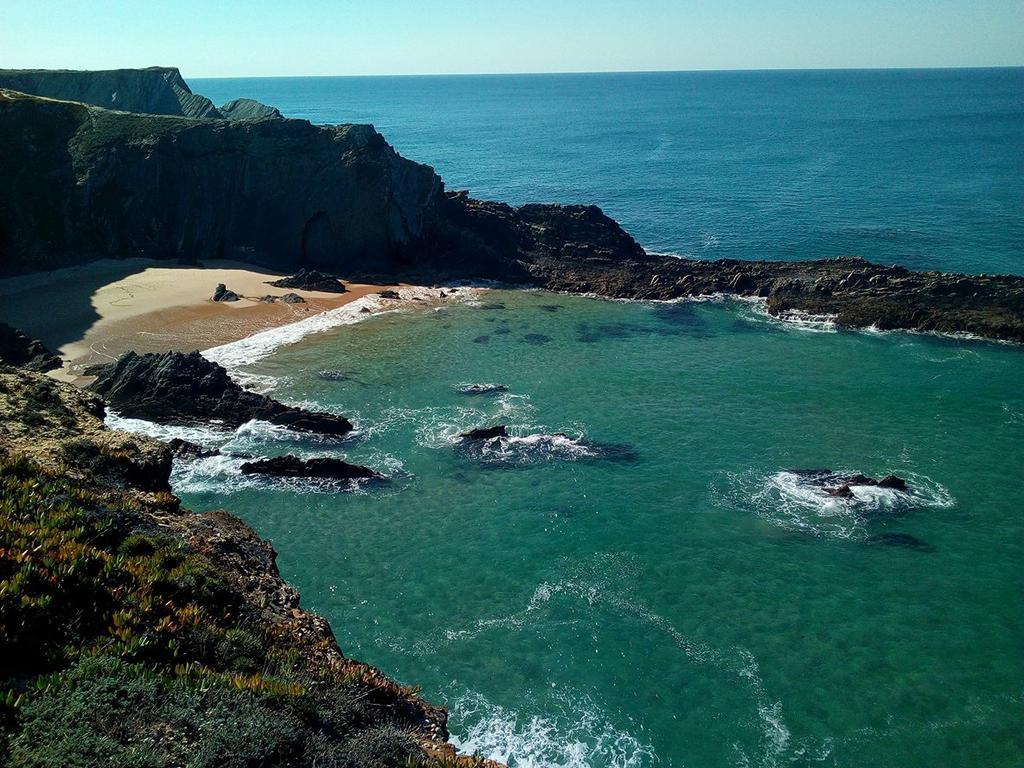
(198, 69, 1024, 274)
(133, 70, 1024, 767)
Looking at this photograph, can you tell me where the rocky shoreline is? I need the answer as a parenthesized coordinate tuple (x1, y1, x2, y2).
(1, 70, 1022, 343)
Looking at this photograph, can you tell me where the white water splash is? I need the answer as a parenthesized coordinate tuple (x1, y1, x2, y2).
(449, 689, 659, 768)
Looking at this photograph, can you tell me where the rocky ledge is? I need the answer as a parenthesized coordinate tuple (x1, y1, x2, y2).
(0, 323, 62, 372)
(89, 351, 354, 436)
(0, 365, 490, 766)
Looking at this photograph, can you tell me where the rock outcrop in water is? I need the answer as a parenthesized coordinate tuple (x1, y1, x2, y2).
(240, 455, 386, 482)
(1, 69, 1023, 342)
(0, 366, 487, 767)
(89, 351, 354, 436)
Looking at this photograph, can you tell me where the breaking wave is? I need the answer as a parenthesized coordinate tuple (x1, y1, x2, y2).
(713, 469, 955, 540)
(449, 689, 658, 768)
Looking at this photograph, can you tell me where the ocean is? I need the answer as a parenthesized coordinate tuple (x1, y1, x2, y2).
(119, 71, 1024, 766)
(197, 69, 1024, 275)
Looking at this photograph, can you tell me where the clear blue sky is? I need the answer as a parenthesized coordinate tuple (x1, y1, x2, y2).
(2, 0, 1022, 77)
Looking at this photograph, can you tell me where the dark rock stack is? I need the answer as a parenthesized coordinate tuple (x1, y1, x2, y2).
(89, 351, 354, 437)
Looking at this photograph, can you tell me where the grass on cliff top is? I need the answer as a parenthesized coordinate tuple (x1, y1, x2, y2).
(0, 454, 481, 768)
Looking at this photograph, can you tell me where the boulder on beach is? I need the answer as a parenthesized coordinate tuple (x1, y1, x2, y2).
(280, 292, 306, 304)
(213, 283, 240, 302)
(240, 455, 384, 481)
(377, 289, 401, 299)
(268, 268, 346, 293)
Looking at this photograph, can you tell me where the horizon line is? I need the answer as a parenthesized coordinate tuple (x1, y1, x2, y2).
(186, 64, 1024, 80)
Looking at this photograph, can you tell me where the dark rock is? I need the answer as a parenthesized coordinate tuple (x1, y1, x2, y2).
(0, 323, 62, 372)
(877, 475, 909, 491)
(166, 438, 218, 460)
(213, 283, 240, 302)
(359, 307, 372, 314)
(240, 455, 384, 481)
(460, 425, 509, 440)
(89, 351, 353, 437)
(473, 335, 491, 344)
(377, 290, 401, 299)
(457, 383, 509, 395)
(258, 295, 279, 303)
(268, 268, 346, 293)
(825, 484, 855, 498)
(280, 292, 305, 304)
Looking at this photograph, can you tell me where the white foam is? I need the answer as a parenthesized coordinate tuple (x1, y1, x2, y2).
(202, 285, 485, 371)
(104, 412, 232, 447)
(449, 690, 658, 768)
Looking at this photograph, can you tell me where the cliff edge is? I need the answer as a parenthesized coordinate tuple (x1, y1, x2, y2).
(0, 364, 494, 767)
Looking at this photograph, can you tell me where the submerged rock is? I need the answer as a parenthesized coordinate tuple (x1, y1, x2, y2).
(268, 268, 346, 293)
(213, 283, 240, 302)
(240, 455, 384, 481)
(0, 323, 62, 372)
(867, 532, 936, 552)
(457, 383, 509, 395)
(460, 425, 509, 440)
(89, 351, 354, 437)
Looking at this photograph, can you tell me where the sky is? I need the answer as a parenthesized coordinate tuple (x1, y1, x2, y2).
(2, 0, 1022, 77)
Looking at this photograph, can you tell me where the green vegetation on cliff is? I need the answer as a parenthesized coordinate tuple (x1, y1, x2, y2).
(0, 369, 486, 768)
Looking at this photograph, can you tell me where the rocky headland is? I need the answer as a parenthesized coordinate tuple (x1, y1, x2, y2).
(1, 71, 1022, 341)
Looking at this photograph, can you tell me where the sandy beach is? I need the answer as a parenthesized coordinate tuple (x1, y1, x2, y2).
(0, 258, 398, 381)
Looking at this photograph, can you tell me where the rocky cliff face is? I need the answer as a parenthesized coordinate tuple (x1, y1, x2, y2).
(0, 66, 223, 118)
(0, 89, 444, 274)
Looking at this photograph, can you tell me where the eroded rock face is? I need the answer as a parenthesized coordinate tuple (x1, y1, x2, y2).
(0, 323, 62, 372)
(0, 89, 444, 276)
(240, 455, 385, 481)
(88, 351, 353, 437)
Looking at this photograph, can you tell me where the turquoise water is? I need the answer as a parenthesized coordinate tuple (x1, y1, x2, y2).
(197, 69, 1024, 275)
(137, 290, 1024, 767)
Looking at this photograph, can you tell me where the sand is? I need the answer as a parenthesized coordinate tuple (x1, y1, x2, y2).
(0, 259, 397, 382)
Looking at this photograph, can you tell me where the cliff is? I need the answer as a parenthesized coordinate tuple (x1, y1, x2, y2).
(0, 88, 443, 274)
(1, 70, 1022, 342)
(0, 363, 491, 767)
(0, 67, 224, 118)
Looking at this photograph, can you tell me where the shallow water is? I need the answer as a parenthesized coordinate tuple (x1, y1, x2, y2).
(196, 69, 1024, 275)
(146, 290, 1024, 767)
